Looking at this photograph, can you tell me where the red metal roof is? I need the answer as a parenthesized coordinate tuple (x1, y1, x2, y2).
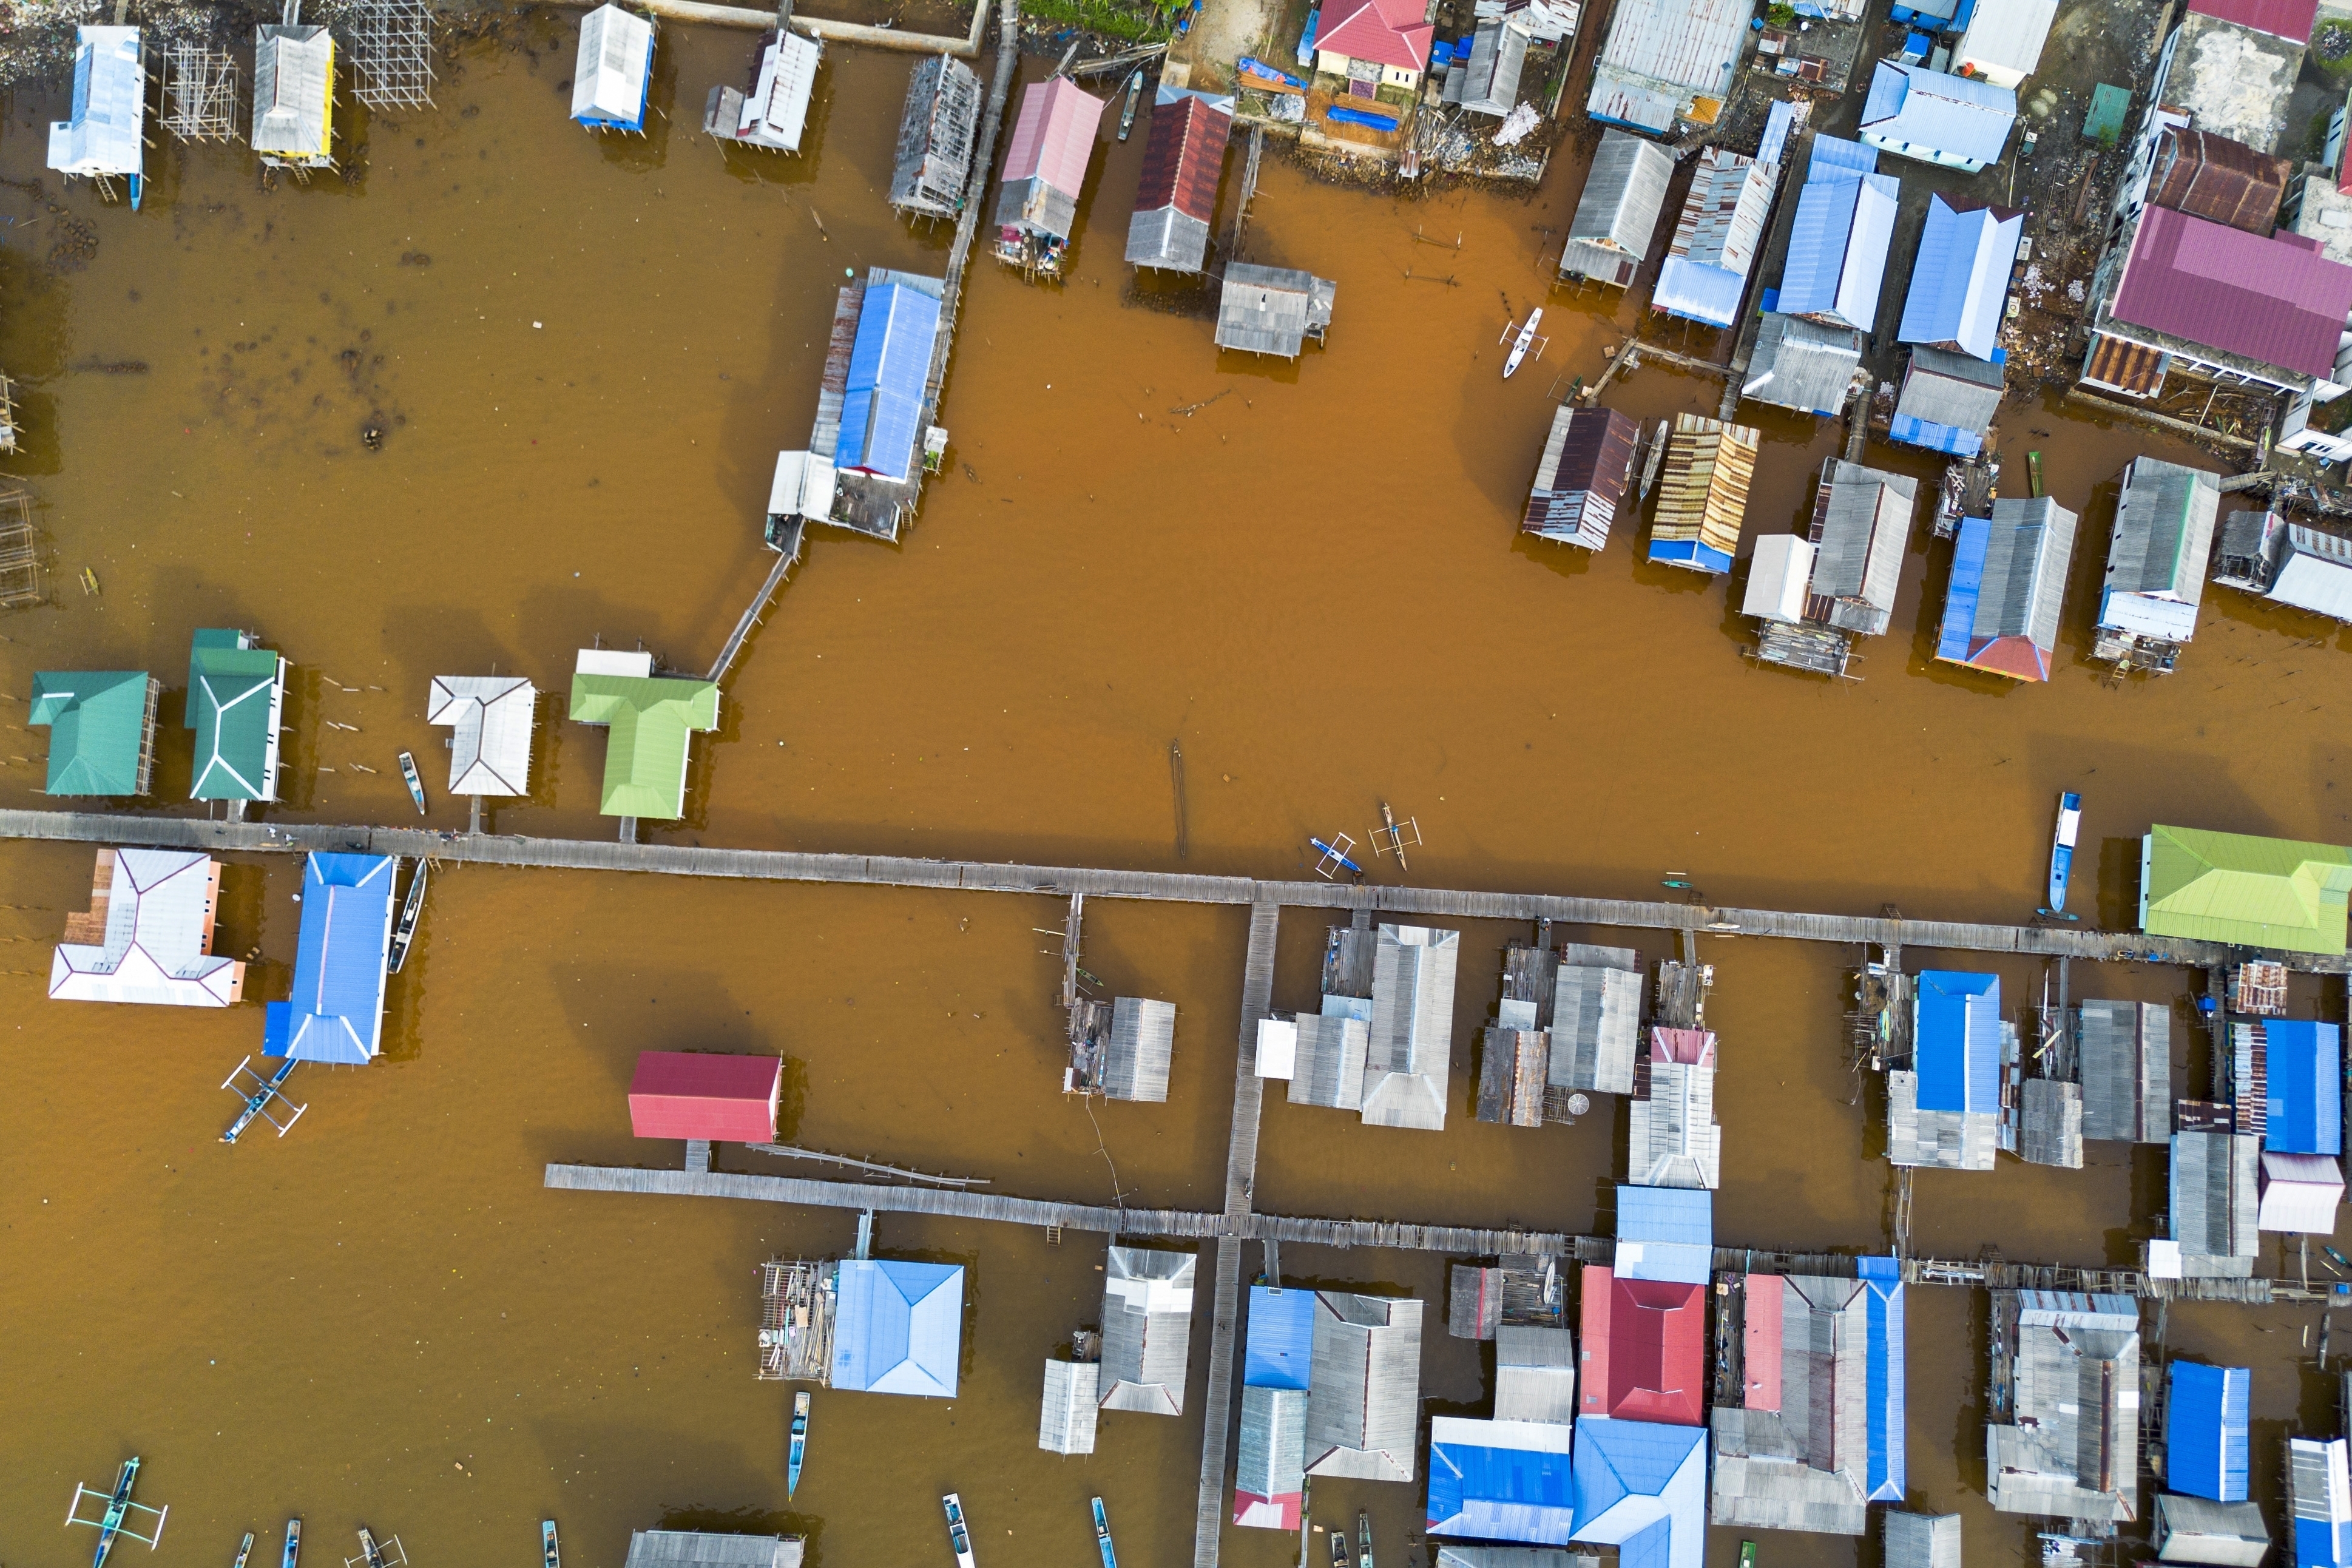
(2112, 205, 2352, 380)
(1132, 92, 1232, 223)
(1314, 0, 1435, 73)
(1577, 1266, 1706, 1427)
(2187, 0, 2317, 39)
(1741, 1274, 1782, 1411)
(627, 1050, 781, 1141)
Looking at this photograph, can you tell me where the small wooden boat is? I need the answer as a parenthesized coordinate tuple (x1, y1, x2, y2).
(388, 858, 428, 975)
(1357, 1511, 1373, 1568)
(543, 1518, 561, 1568)
(1330, 1527, 1351, 1568)
(397, 751, 427, 815)
(235, 1533, 257, 1568)
(1117, 69, 1143, 141)
(787, 1391, 809, 1498)
(1740, 1543, 1759, 1568)
(282, 1519, 302, 1568)
(1092, 1497, 1117, 1568)
(66, 1456, 168, 1568)
(1499, 309, 1544, 377)
(942, 1493, 977, 1568)
(2038, 791, 2081, 920)
(355, 1527, 401, 1568)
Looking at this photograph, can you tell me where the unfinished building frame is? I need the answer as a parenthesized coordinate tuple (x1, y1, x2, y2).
(161, 41, 241, 141)
(342, 0, 436, 110)
(0, 492, 45, 609)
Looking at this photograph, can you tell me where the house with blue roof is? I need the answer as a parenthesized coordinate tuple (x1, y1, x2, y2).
(1777, 138, 1899, 333)
(1860, 62, 2016, 172)
(1236, 1285, 1316, 1529)
(262, 853, 396, 1065)
(837, 279, 942, 482)
(2266, 1021, 2344, 1156)
(1898, 194, 2024, 360)
(2294, 1436, 2352, 1567)
(1615, 1184, 1711, 1284)
(829, 1257, 963, 1396)
(1888, 970, 2006, 1169)
(1428, 1418, 1576, 1544)
(1573, 1417, 1708, 1568)
(2166, 1362, 2250, 1502)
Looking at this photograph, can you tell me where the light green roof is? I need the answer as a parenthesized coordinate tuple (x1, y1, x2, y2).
(2141, 824, 2352, 956)
(186, 629, 286, 802)
(29, 670, 155, 796)
(569, 673, 720, 819)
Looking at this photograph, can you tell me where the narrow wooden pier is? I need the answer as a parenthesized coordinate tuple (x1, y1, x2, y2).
(6, 807, 2336, 974)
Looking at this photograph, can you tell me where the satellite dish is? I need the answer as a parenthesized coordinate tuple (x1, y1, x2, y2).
(1567, 1093, 1591, 1117)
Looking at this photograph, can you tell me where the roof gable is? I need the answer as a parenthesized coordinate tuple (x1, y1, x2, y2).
(1317, 0, 1435, 71)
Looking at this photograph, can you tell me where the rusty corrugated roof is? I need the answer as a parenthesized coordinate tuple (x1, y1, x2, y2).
(2149, 126, 2290, 235)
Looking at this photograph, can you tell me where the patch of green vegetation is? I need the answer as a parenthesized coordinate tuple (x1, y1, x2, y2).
(1765, 2, 1799, 25)
(1023, 0, 1176, 41)
(2313, 18, 2352, 76)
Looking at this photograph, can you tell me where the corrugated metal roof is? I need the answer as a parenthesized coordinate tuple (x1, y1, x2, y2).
(1306, 1292, 1424, 1481)
(1572, 1418, 1708, 1568)
(1953, 0, 2058, 79)
(1780, 171, 1899, 331)
(2102, 456, 2219, 641)
(1884, 1512, 1962, 1568)
(2170, 1129, 2261, 1267)
(568, 664, 720, 820)
(837, 281, 942, 481)
(1934, 498, 2077, 681)
(1236, 1384, 1308, 1523)
(830, 1258, 963, 1396)
(1429, 1416, 1576, 1544)
(2078, 999, 2172, 1144)
(2115, 206, 2352, 380)
(49, 26, 145, 178)
(890, 54, 982, 218)
(30, 669, 155, 796)
(1362, 924, 1458, 1130)
(2150, 126, 2292, 234)
(2188, 0, 2317, 39)
(1496, 1324, 1578, 1424)
(1129, 89, 1232, 271)
(1989, 1290, 2141, 1521)
(1586, 67, 1684, 133)
(1124, 207, 1209, 276)
(1628, 1061, 1721, 1188)
(999, 76, 1106, 203)
(1578, 1266, 1706, 1425)
(1550, 959, 1641, 1092)
(2167, 1362, 2251, 1502)
(1289, 1012, 1370, 1108)
(570, 5, 649, 129)
(2141, 825, 2352, 955)
(1914, 970, 1999, 1113)
(1104, 995, 1177, 1102)
(1524, 405, 1638, 547)
(1671, 147, 1772, 268)
(1885, 1069, 2000, 1170)
(1435, 1548, 1590, 1568)
(2263, 1020, 2342, 1155)
(1894, 345, 2002, 433)
(1809, 459, 1913, 632)
(2018, 1078, 2085, 1167)
(428, 675, 536, 797)
(1590, 0, 1749, 104)
(2294, 1436, 2352, 1568)
(1860, 62, 2015, 167)
(264, 853, 394, 1064)
(1567, 130, 1674, 263)
(187, 629, 285, 803)
(1618, 1184, 1712, 1246)
(1742, 313, 1861, 416)
(49, 848, 242, 1007)
(1897, 195, 2022, 360)
(1247, 1285, 1318, 1389)
(2269, 522, 2352, 620)
(1101, 1244, 1197, 1413)
(2155, 1495, 2270, 1565)
(1039, 1358, 1100, 1453)
(1745, 533, 1814, 623)
(627, 1052, 780, 1140)
(623, 1532, 800, 1568)
(1810, 133, 1877, 175)
(1459, 17, 1531, 115)
(1217, 263, 1336, 357)
(1650, 412, 1759, 573)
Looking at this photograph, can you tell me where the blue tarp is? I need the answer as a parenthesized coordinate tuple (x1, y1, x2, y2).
(830, 1257, 964, 1396)
(1936, 512, 1990, 660)
(2169, 1362, 2251, 1502)
(1327, 105, 1401, 130)
(1644, 537, 1735, 576)
(1427, 1422, 1576, 1544)
(1571, 1419, 1706, 1568)
(1244, 1285, 1316, 1390)
(837, 282, 941, 482)
(1859, 1255, 1906, 1501)
(1297, 8, 1320, 65)
(2267, 1021, 2344, 1157)
(263, 853, 395, 1065)
(1890, 413, 1983, 456)
(1616, 1186, 1713, 1283)
(1914, 970, 1999, 1113)
(1898, 195, 2023, 360)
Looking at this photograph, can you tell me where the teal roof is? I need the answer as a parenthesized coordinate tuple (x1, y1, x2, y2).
(29, 669, 154, 795)
(186, 629, 285, 802)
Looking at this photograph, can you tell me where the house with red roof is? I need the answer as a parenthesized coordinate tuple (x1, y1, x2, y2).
(1576, 1264, 1706, 1427)
(1313, 0, 1435, 91)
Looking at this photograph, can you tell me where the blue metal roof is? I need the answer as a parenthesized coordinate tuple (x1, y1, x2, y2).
(1427, 1421, 1576, 1544)
(2303, 1518, 2352, 1568)
(830, 1257, 964, 1396)
(1757, 99, 1797, 171)
(1897, 195, 2023, 360)
(1572, 1419, 1706, 1568)
(1914, 970, 1999, 1113)
(263, 853, 394, 1066)
(1936, 512, 1990, 660)
(836, 282, 941, 482)
(1644, 536, 1735, 575)
(1860, 62, 2016, 167)
(1777, 171, 1898, 329)
(1245, 1285, 1316, 1390)
(1615, 1186, 1712, 1283)
(2168, 1361, 2251, 1502)
(1890, 413, 1983, 456)
(1651, 258, 1747, 329)
(1810, 134, 1878, 176)
(2266, 1022, 2344, 1157)
(1860, 1255, 1906, 1501)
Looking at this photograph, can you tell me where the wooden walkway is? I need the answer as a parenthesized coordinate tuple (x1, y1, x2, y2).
(4, 809, 2330, 973)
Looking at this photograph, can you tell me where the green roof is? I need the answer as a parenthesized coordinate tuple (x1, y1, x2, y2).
(186, 629, 286, 802)
(569, 672, 720, 819)
(29, 670, 156, 796)
(2141, 825, 2352, 956)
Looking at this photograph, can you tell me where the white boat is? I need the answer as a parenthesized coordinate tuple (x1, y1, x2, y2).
(1501, 308, 1544, 377)
(942, 1493, 976, 1568)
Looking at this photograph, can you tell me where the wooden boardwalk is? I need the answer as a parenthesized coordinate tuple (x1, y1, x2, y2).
(4, 808, 2329, 973)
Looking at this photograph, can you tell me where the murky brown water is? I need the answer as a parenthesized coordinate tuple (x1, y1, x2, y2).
(4, 15, 2351, 1568)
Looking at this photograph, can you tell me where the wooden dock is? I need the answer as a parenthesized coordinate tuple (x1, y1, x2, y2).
(3, 809, 2333, 973)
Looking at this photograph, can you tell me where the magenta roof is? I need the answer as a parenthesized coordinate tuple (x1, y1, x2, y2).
(2112, 205, 2352, 379)
(1316, 0, 1434, 72)
(2187, 0, 2317, 38)
(1001, 76, 1107, 198)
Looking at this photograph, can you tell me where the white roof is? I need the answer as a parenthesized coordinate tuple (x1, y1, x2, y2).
(49, 26, 146, 179)
(576, 647, 655, 677)
(252, 25, 333, 160)
(2273, 528, 2352, 620)
(50, 849, 240, 1007)
(428, 675, 538, 796)
(2099, 590, 2200, 640)
(575, 4, 654, 122)
(768, 450, 839, 521)
(2260, 1151, 2345, 1233)
(1255, 1017, 1299, 1080)
(1743, 534, 1814, 622)
(740, 32, 821, 150)
(1953, 0, 2057, 78)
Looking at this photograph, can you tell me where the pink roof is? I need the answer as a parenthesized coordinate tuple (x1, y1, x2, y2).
(2113, 205, 2352, 379)
(627, 1050, 781, 1141)
(2188, 0, 2317, 38)
(1742, 1274, 1783, 1411)
(1001, 76, 1107, 198)
(1315, 0, 1434, 73)
(1651, 1027, 1717, 1066)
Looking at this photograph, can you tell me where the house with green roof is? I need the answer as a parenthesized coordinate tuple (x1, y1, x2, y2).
(29, 669, 160, 796)
(186, 629, 286, 803)
(569, 649, 720, 820)
(2141, 825, 2352, 956)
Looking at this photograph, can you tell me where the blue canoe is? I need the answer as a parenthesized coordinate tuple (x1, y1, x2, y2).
(1093, 1498, 1117, 1568)
(2046, 791, 2081, 914)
